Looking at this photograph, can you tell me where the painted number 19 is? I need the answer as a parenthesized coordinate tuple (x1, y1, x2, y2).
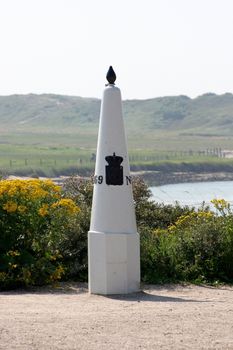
(93, 175, 103, 184)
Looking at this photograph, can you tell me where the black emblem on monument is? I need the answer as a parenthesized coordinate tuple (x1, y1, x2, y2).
(105, 152, 123, 185)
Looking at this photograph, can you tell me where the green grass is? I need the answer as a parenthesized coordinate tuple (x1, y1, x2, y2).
(0, 144, 95, 177)
(1, 141, 233, 178)
(1, 93, 233, 177)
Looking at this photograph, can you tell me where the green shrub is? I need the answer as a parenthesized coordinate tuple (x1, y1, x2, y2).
(60, 176, 93, 280)
(0, 179, 79, 289)
(2, 176, 232, 288)
(133, 176, 194, 229)
(61, 176, 196, 283)
(142, 200, 233, 284)
(140, 227, 175, 283)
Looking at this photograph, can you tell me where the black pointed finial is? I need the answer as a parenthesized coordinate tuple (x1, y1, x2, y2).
(106, 66, 116, 85)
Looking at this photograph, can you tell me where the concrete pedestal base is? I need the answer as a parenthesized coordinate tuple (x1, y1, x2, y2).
(88, 231, 140, 295)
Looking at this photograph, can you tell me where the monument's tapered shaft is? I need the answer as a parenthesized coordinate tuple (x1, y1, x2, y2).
(88, 67, 140, 295)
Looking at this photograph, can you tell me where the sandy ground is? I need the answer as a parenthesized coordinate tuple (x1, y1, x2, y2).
(0, 283, 233, 350)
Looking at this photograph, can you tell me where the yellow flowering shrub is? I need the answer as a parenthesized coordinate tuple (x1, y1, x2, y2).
(168, 211, 214, 232)
(0, 179, 80, 289)
(211, 198, 231, 216)
(38, 204, 49, 217)
(3, 201, 18, 213)
(51, 198, 80, 214)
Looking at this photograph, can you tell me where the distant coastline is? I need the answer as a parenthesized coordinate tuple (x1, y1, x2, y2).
(134, 170, 233, 186)
(5, 169, 233, 188)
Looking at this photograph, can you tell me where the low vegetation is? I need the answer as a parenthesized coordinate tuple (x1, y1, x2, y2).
(1, 92, 233, 289)
(1, 142, 233, 180)
(1, 92, 233, 179)
(0, 179, 79, 288)
(0, 177, 233, 290)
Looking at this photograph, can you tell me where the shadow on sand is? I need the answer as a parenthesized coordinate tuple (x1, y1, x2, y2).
(105, 290, 201, 303)
(1, 283, 228, 302)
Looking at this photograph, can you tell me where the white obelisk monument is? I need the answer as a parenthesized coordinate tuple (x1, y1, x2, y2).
(88, 66, 140, 295)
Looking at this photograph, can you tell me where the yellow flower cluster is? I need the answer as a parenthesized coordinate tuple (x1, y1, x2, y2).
(3, 201, 18, 213)
(49, 265, 65, 281)
(0, 179, 60, 200)
(211, 198, 230, 213)
(38, 204, 49, 217)
(50, 250, 63, 261)
(211, 198, 229, 207)
(51, 198, 80, 214)
(7, 250, 20, 257)
(0, 178, 79, 217)
(8, 262, 18, 269)
(2, 201, 27, 214)
(168, 211, 214, 232)
(18, 205, 27, 213)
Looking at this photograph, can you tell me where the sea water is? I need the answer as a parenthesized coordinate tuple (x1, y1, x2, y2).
(150, 181, 233, 208)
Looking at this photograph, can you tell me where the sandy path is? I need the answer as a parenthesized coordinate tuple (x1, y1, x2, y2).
(0, 283, 233, 350)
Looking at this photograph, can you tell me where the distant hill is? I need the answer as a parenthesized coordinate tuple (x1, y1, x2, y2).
(1, 92, 233, 150)
(123, 92, 233, 136)
(0, 94, 100, 131)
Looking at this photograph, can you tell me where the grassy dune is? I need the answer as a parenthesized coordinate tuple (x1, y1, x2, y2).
(1, 92, 233, 177)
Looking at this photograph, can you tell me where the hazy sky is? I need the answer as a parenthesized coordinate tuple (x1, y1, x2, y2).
(0, 0, 233, 99)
